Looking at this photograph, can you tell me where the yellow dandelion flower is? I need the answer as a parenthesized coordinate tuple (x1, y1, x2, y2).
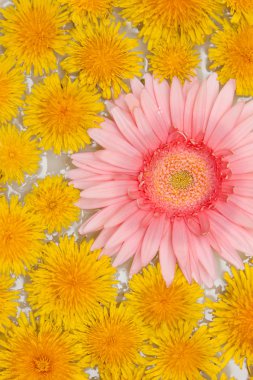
(0, 196, 44, 275)
(25, 176, 80, 234)
(209, 22, 253, 96)
(78, 303, 146, 379)
(26, 236, 117, 330)
(220, 0, 253, 25)
(145, 323, 220, 380)
(61, 22, 143, 99)
(24, 74, 104, 154)
(148, 38, 200, 83)
(0, 275, 19, 332)
(119, 0, 222, 48)
(60, 0, 116, 26)
(0, 0, 69, 76)
(0, 56, 25, 125)
(126, 264, 204, 331)
(0, 125, 40, 185)
(0, 312, 86, 379)
(209, 264, 253, 368)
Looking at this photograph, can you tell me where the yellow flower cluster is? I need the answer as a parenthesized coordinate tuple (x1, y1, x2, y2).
(0, 0, 252, 379)
(1, 254, 253, 379)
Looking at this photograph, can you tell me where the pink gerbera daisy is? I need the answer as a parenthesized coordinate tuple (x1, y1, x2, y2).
(69, 74, 253, 287)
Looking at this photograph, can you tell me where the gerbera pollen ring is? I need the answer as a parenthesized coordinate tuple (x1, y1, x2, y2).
(69, 73, 253, 287)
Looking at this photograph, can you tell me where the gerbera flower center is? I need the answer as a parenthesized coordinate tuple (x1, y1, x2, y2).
(140, 140, 223, 216)
(34, 356, 51, 373)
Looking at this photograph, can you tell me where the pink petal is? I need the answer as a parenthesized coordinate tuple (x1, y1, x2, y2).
(207, 102, 244, 151)
(130, 77, 144, 97)
(197, 211, 210, 234)
(202, 73, 220, 129)
(153, 77, 171, 126)
(188, 232, 216, 280)
(170, 77, 184, 132)
(192, 79, 207, 138)
(99, 243, 122, 258)
(208, 232, 244, 269)
(91, 227, 118, 250)
(144, 73, 156, 100)
(237, 99, 253, 124)
(68, 169, 95, 180)
(95, 150, 142, 171)
(204, 79, 235, 142)
(229, 156, 253, 174)
(113, 94, 128, 111)
(129, 250, 142, 276)
(159, 221, 176, 286)
(72, 156, 134, 175)
(172, 217, 189, 267)
(215, 115, 253, 151)
(111, 107, 148, 153)
(88, 128, 141, 157)
(230, 143, 253, 159)
(104, 201, 139, 227)
(124, 93, 140, 114)
(105, 210, 147, 248)
(133, 107, 161, 149)
(141, 214, 166, 266)
(183, 81, 199, 136)
(76, 195, 129, 210)
(101, 118, 122, 135)
(140, 88, 168, 141)
(70, 178, 114, 189)
(209, 210, 253, 254)
(215, 200, 253, 229)
(229, 194, 253, 215)
(80, 180, 138, 199)
(198, 264, 214, 288)
(113, 227, 145, 267)
(79, 202, 127, 234)
(233, 186, 253, 197)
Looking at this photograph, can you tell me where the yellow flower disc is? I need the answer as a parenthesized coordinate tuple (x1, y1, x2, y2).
(60, 0, 116, 25)
(0, 313, 87, 379)
(148, 38, 200, 82)
(126, 264, 204, 331)
(145, 323, 220, 380)
(25, 176, 80, 234)
(24, 74, 104, 154)
(0, 196, 45, 275)
(0, 125, 40, 184)
(62, 22, 143, 99)
(209, 22, 253, 96)
(26, 236, 117, 330)
(0, 56, 25, 125)
(0, 0, 70, 76)
(77, 303, 146, 379)
(0, 275, 19, 332)
(210, 264, 253, 368)
(119, 0, 222, 48)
